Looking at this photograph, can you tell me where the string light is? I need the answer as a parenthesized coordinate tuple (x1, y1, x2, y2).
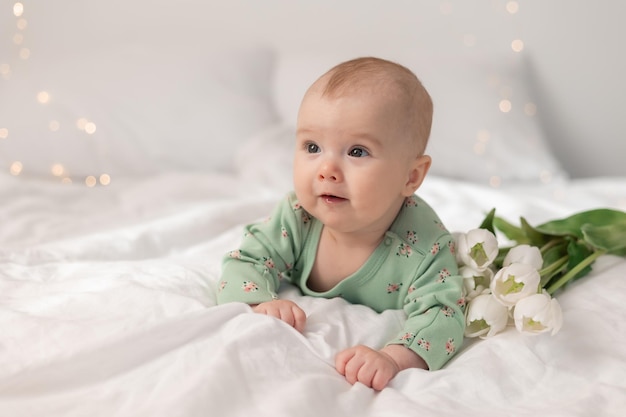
(37, 91, 50, 104)
(8, 5, 99, 188)
(84, 122, 97, 134)
(10, 161, 23, 176)
(473, 142, 486, 155)
(16, 18, 27, 30)
(0, 63, 10, 79)
(477, 129, 491, 143)
(76, 118, 89, 130)
(75, 118, 97, 134)
(85, 176, 97, 187)
(51, 164, 65, 177)
(489, 176, 502, 188)
(49, 120, 60, 131)
(506, 1, 519, 14)
(2, 2, 533, 189)
(473, 130, 490, 155)
(499, 99, 512, 113)
(19, 47, 30, 59)
(13, 2, 24, 17)
(524, 102, 537, 116)
(12, 33, 24, 45)
(99, 174, 111, 186)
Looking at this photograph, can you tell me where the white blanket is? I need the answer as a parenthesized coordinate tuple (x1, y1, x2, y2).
(1, 172, 625, 417)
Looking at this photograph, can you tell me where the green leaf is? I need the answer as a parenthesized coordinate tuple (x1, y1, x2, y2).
(520, 217, 551, 247)
(566, 239, 594, 281)
(479, 208, 496, 234)
(493, 216, 528, 243)
(541, 240, 568, 268)
(535, 209, 626, 240)
(582, 222, 626, 256)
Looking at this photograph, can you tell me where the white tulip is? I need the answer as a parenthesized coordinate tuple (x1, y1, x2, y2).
(490, 262, 540, 307)
(513, 292, 563, 335)
(503, 244, 543, 271)
(465, 293, 510, 338)
(455, 229, 499, 271)
(460, 265, 493, 301)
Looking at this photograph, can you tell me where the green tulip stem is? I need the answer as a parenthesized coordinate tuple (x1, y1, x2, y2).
(539, 255, 569, 287)
(546, 250, 607, 295)
(539, 239, 563, 255)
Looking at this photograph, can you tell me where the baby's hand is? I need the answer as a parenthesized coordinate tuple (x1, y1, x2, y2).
(335, 345, 400, 391)
(252, 299, 307, 333)
(335, 344, 427, 391)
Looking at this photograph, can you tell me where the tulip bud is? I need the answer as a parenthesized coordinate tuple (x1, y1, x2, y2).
(455, 229, 499, 271)
(490, 262, 540, 307)
(465, 293, 509, 338)
(513, 292, 563, 335)
(503, 244, 543, 271)
(460, 265, 493, 301)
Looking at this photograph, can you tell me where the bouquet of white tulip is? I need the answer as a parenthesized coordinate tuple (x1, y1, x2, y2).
(457, 208, 626, 338)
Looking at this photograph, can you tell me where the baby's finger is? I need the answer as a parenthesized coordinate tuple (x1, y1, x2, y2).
(356, 364, 377, 389)
(370, 368, 394, 391)
(341, 351, 366, 386)
(291, 305, 307, 333)
(335, 348, 355, 376)
(252, 303, 280, 319)
(275, 304, 295, 328)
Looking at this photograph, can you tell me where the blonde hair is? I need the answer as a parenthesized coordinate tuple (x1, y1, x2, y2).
(315, 57, 433, 154)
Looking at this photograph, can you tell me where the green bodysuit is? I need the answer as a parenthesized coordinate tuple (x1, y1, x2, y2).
(217, 191, 465, 370)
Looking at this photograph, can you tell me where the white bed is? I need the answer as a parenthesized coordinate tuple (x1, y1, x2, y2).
(2, 171, 625, 417)
(2, 2, 626, 416)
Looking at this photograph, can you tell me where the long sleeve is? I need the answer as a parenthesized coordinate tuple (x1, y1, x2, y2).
(386, 232, 465, 370)
(217, 193, 309, 305)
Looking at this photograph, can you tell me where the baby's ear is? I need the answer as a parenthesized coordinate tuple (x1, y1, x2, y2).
(403, 155, 431, 196)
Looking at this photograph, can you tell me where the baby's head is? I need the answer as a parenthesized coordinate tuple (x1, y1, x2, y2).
(301, 57, 433, 156)
(293, 57, 434, 235)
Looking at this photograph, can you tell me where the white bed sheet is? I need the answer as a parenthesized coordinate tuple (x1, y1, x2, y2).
(1, 170, 625, 417)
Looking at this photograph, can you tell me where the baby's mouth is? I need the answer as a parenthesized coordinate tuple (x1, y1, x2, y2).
(321, 194, 347, 204)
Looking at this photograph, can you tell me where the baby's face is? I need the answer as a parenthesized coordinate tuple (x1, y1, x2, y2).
(293, 88, 422, 235)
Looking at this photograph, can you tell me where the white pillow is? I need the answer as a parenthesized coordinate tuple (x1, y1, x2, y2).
(235, 124, 296, 195)
(0, 44, 278, 179)
(272, 51, 568, 184)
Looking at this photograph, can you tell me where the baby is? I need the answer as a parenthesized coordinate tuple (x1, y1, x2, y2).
(217, 57, 465, 390)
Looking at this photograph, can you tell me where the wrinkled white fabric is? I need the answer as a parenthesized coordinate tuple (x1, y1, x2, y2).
(1, 172, 625, 417)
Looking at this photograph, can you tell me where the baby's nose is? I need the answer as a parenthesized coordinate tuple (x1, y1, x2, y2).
(318, 161, 342, 182)
(318, 173, 338, 181)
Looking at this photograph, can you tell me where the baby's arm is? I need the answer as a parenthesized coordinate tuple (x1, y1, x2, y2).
(336, 234, 464, 389)
(335, 344, 427, 391)
(218, 194, 308, 331)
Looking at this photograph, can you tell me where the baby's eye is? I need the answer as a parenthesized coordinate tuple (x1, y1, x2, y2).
(348, 147, 370, 158)
(306, 143, 320, 153)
